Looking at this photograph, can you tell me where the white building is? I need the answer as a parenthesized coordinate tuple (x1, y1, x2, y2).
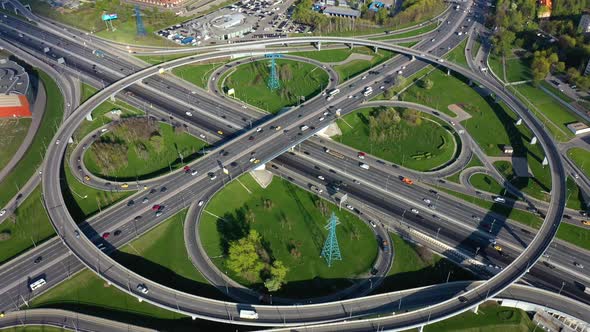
(567, 122, 590, 135)
(579, 14, 590, 33)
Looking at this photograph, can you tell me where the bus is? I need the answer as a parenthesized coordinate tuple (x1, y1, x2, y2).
(328, 88, 340, 96)
(29, 278, 46, 291)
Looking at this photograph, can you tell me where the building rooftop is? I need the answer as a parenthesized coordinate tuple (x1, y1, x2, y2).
(0, 59, 29, 97)
(322, 6, 360, 17)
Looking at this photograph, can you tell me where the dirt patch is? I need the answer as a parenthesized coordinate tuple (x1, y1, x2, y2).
(447, 104, 473, 122)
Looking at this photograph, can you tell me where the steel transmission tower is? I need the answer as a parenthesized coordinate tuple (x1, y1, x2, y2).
(264, 53, 282, 91)
(321, 212, 342, 267)
(134, 5, 146, 37)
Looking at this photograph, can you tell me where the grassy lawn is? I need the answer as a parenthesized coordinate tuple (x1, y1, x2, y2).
(200, 173, 378, 298)
(444, 38, 468, 68)
(494, 159, 552, 203)
(333, 49, 395, 82)
(112, 209, 227, 300)
(504, 56, 532, 83)
(469, 173, 505, 195)
(566, 177, 586, 211)
(335, 107, 457, 171)
(291, 48, 355, 63)
(488, 54, 504, 82)
(488, 53, 532, 83)
(512, 83, 580, 142)
(567, 148, 590, 179)
(24, 0, 180, 47)
(63, 155, 134, 222)
(402, 68, 518, 155)
(172, 61, 229, 89)
(439, 186, 590, 250)
(0, 71, 63, 208)
(375, 233, 475, 293)
(84, 121, 207, 180)
(222, 59, 329, 114)
(0, 118, 31, 171)
(74, 84, 144, 142)
(30, 270, 235, 331)
(402, 67, 552, 201)
(371, 22, 439, 41)
(423, 302, 535, 331)
(0, 186, 55, 264)
(137, 53, 195, 65)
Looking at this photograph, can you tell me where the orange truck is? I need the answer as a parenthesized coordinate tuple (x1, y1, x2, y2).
(401, 177, 413, 185)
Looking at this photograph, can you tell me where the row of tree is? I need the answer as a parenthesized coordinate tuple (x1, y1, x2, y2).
(367, 107, 422, 144)
(292, 0, 444, 34)
(489, 0, 590, 90)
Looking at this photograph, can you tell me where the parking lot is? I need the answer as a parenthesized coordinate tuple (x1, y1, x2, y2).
(157, 0, 309, 45)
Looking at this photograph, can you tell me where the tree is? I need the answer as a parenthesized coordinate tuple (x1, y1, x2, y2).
(491, 29, 516, 56)
(264, 260, 289, 292)
(419, 78, 434, 89)
(226, 230, 265, 280)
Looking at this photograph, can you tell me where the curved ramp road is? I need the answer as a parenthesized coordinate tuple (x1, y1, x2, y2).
(40, 34, 565, 328)
(0, 309, 156, 332)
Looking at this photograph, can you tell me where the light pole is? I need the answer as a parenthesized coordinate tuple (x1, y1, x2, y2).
(436, 227, 441, 240)
(558, 281, 566, 295)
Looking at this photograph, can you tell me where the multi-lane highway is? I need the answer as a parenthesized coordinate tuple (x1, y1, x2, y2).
(35, 30, 566, 330)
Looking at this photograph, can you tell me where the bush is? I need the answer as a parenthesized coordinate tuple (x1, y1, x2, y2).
(0, 230, 11, 241)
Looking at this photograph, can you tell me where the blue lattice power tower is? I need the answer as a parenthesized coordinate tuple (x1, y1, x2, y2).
(264, 53, 282, 91)
(321, 212, 342, 267)
(134, 5, 146, 37)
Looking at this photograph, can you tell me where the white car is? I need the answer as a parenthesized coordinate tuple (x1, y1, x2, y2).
(411, 208, 419, 214)
(319, 117, 325, 122)
(185, 111, 193, 116)
(55, 139, 60, 145)
(198, 200, 204, 207)
(0, 209, 5, 217)
(317, 175, 325, 180)
(361, 75, 367, 80)
(348, 95, 353, 99)
(423, 198, 431, 204)
(323, 111, 329, 116)
(369, 220, 377, 228)
(249, 157, 256, 163)
(137, 284, 149, 294)
(191, 169, 198, 176)
(346, 204, 354, 211)
(256, 127, 262, 132)
(210, 174, 217, 181)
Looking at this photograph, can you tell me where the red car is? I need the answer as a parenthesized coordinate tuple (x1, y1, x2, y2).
(183, 166, 190, 173)
(152, 204, 161, 211)
(102, 232, 110, 239)
(358, 152, 366, 159)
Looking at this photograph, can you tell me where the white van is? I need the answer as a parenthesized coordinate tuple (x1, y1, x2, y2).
(239, 310, 259, 319)
(493, 196, 506, 203)
(300, 125, 309, 132)
(359, 163, 370, 170)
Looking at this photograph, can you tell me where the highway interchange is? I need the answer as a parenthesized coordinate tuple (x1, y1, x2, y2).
(0, 0, 589, 330)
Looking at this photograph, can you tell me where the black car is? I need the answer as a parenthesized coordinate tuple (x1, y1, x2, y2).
(160, 187, 167, 193)
(34, 256, 42, 264)
(114, 230, 122, 236)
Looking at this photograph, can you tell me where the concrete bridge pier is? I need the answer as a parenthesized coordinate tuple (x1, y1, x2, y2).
(346, 43, 354, 49)
(314, 41, 321, 51)
(418, 325, 424, 332)
(374, 46, 379, 54)
(447, 68, 451, 76)
(110, 95, 116, 103)
(472, 304, 479, 314)
(468, 79, 473, 86)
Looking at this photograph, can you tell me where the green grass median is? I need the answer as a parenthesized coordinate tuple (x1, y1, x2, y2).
(200, 173, 378, 298)
(335, 107, 457, 171)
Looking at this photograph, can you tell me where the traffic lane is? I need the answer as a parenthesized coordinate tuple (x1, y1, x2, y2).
(0, 21, 255, 131)
(286, 146, 590, 278)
